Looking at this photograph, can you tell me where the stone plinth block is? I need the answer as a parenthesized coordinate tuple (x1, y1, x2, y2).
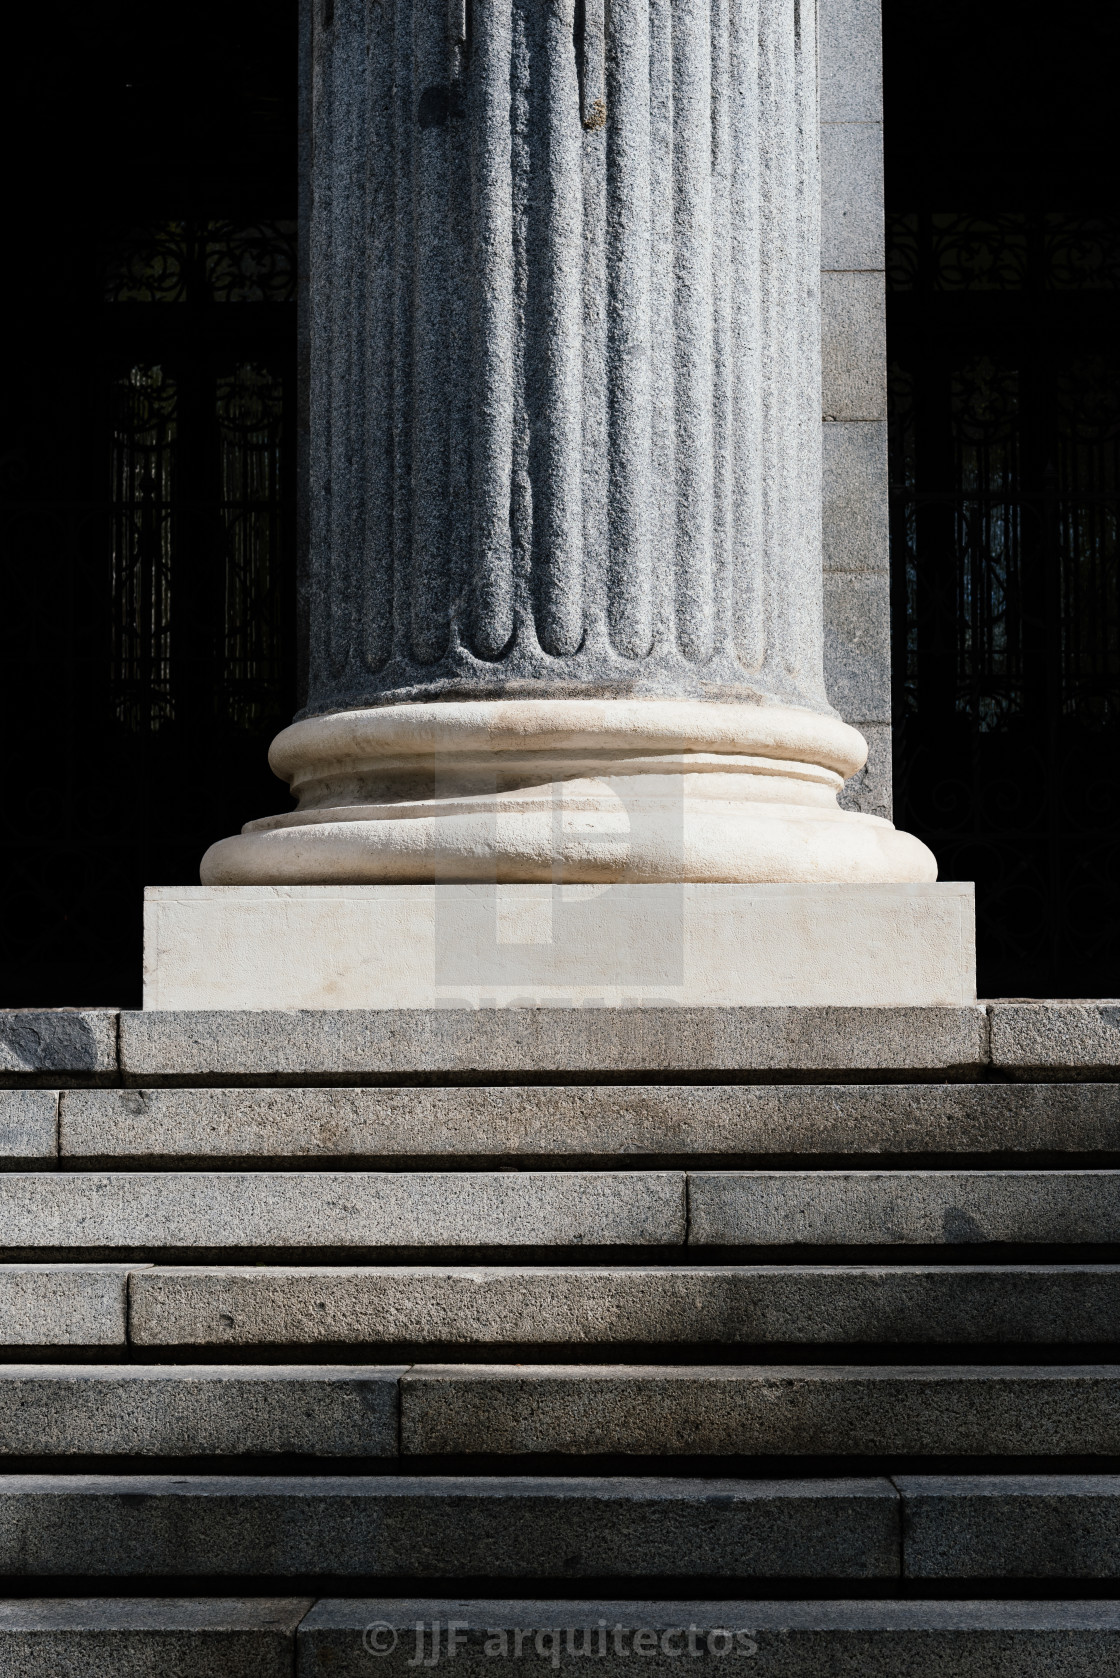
(144, 881, 974, 1010)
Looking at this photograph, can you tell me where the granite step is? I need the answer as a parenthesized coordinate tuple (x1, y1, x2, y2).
(9, 1597, 1118, 1678)
(3, 1363, 1120, 1459)
(5, 1004, 1119, 1090)
(127, 1262, 1120, 1350)
(0, 1366, 400, 1457)
(397, 1363, 1120, 1458)
(44, 1080, 1120, 1166)
(0, 1474, 898, 1578)
(1, 1474, 1118, 1580)
(0, 1172, 685, 1256)
(3, 1170, 1118, 1257)
(0, 1597, 310, 1676)
(5, 1597, 1120, 1678)
(302, 1598, 1120, 1677)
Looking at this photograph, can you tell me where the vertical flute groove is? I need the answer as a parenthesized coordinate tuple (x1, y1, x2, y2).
(731, 0, 765, 672)
(468, 0, 515, 658)
(409, 0, 451, 664)
(536, 0, 585, 656)
(360, 0, 395, 673)
(672, 0, 715, 661)
(606, 0, 654, 658)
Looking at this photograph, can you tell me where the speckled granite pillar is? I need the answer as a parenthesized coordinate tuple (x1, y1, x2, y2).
(202, 0, 935, 885)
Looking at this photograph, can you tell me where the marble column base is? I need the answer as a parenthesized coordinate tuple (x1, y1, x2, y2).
(200, 700, 937, 886)
(145, 882, 975, 1010)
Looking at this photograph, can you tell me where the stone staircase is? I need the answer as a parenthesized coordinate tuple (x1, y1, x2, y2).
(1, 1000, 1119, 1674)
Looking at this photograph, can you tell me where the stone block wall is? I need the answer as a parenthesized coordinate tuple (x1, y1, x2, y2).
(820, 0, 892, 819)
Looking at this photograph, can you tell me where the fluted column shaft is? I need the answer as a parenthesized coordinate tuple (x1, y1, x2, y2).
(306, 0, 826, 715)
(201, 0, 937, 886)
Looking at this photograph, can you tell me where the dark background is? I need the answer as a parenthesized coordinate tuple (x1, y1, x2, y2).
(0, 1, 1116, 1003)
(884, 0, 1120, 996)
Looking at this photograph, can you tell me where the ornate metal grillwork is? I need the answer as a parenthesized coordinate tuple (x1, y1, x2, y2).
(890, 211, 1120, 995)
(109, 365, 177, 731)
(104, 220, 297, 306)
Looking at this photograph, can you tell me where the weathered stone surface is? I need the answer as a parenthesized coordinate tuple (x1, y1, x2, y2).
(0, 1366, 400, 1456)
(0, 1476, 897, 1579)
(821, 273, 886, 422)
(898, 1474, 1120, 1578)
(64, 1079, 1118, 1167)
(400, 1364, 1120, 1457)
(298, 1597, 1120, 1678)
(990, 1003, 1120, 1078)
(0, 1091, 57, 1167)
(0, 1172, 683, 1255)
(0, 1598, 310, 1677)
(128, 1264, 1120, 1349)
(689, 1170, 1120, 1246)
(0, 1013, 117, 1088)
(117, 1007, 989, 1083)
(821, 122, 884, 271)
(0, 1265, 134, 1349)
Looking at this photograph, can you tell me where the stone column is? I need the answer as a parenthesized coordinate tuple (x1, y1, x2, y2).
(202, 0, 934, 885)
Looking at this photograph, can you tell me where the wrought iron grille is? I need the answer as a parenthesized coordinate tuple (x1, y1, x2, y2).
(0, 222, 297, 1005)
(890, 211, 1120, 996)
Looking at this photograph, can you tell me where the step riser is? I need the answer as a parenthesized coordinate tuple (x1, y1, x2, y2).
(41, 1082, 1120, 1165)
(3, 1366, 1120, 1458)
(8, 1599, 1120, 1678)
(130, 1265, 1120, 1349)
(4, 1173, 1120, 1253)
(0, 1476, 896, 1578)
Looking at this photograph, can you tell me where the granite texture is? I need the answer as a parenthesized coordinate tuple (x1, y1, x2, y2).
(117, 1007, 990, 1083)
(990, 1003, 1120, 1077)
(0, 1265, 134, 1350)
(0, 1013, 117, 1088)
(129, 1265, 1120, 1350)
(688, 1169, 1120, 1246)
(399, 1364, 1120, 1457)
(822, 421, 889, 574)
(0, 1366, 400, 1457)
(822, 573, 892, 723)
(0, 1171, 684, 1255)
(0, 1475, 898, 1578)
(836, 722, 892, 821)
(898, 1474, 1120, 1579)
(298, 1598, 1120, 1678)
(0, 1598, 310, 1677)
(819, 0, 883, 122)
(59, 1080, 1120, 1166)
(304, 0, 827, 713)
(821, 273, 886, 422)
(0, 1090, 57, 1166)
(821, 122, 884, 271)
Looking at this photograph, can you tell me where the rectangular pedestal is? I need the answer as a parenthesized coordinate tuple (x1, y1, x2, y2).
(143, 882, 976, 1010)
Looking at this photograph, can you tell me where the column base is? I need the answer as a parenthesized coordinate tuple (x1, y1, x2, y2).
(200, 700, 937, 886)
